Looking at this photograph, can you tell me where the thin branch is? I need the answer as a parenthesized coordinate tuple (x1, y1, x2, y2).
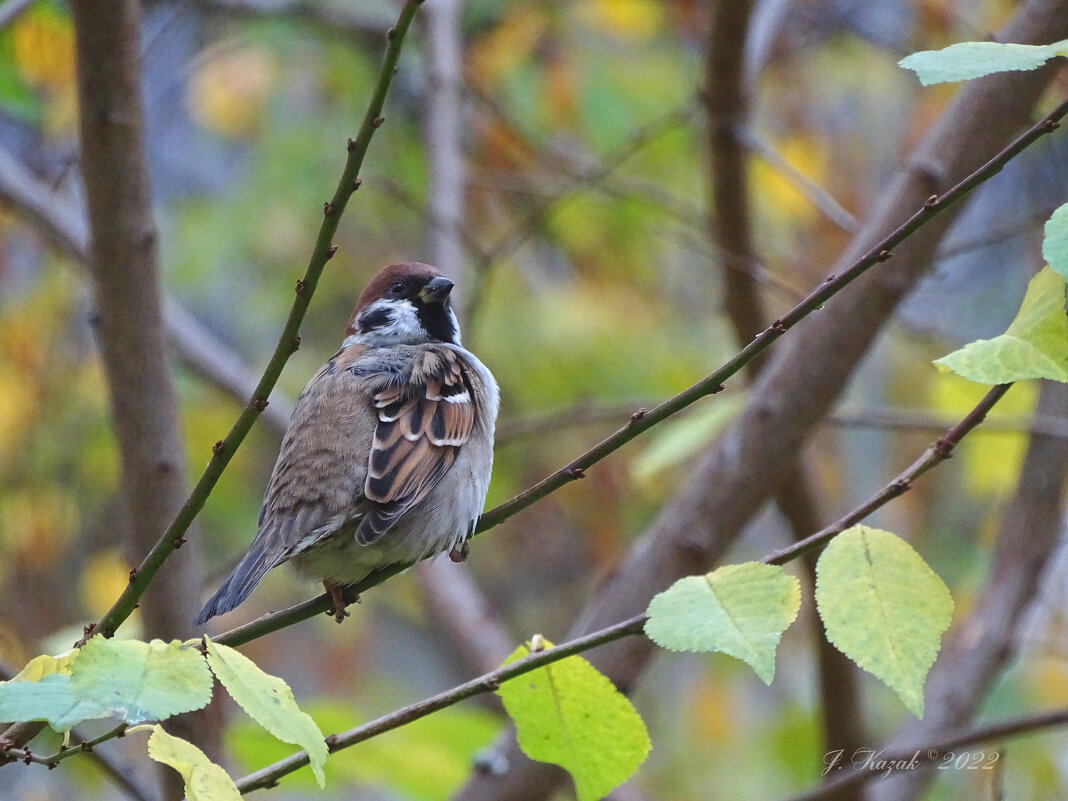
(0, 0, 33, 30)
(784, 708, 1068, 801)
(203, 0, 392, 39)
(76, 0, 425, 646)
(765, 383, 1014, 566)
(740, 128, 858, 231)
(828, 405, 1068, 439)
(233, 616, 647, 793)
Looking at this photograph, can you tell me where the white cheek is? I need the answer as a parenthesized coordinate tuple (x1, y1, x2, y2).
(346, 300, 427, 347)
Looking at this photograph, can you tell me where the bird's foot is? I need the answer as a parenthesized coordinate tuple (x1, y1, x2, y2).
(326, 584, 354, 623)
(449, 541, 470, 563)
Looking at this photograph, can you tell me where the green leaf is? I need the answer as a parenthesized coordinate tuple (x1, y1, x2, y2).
(899, 39, 1068, 85)
(0, 673, 111, 732)
(205, 638, 328, 788)
(69, 639, 214, 725)
(497, 640, 650, 801)
(1044, 203, 1068, 281)
(145, 724, 242, 801)
(644, 563, 801, 684)
(815, 526, 954, 716)
(935, 267, 1068, 384)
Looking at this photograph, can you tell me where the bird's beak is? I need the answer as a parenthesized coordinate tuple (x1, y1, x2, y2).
(420, 276, 454, 305)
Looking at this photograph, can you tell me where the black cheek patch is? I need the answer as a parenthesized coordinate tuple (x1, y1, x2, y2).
(359, 306, 395, 332)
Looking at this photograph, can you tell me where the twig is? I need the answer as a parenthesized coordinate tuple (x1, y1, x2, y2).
(76, 0, 425, 645)
(740, 128, 858, 231)
(783, 708, 1068, 801)
(828, 405, 1068, 439)
(233, 615, 647, 793)
(765, 383, 1014, 566)
(0, 0, 33, 30)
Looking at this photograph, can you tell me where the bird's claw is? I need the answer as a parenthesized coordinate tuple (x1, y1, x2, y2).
(326, 585, 354, 623)
(449, 541, 470, 563)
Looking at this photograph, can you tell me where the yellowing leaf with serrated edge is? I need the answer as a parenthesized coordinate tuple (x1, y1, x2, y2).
(205, 638, 327, 788)
(815, 526, 954, 716)
(12, 651, 77, 682)
(644, 563, 801, 684)
(934, 267, 1068, 384)
(497, 638, 650, 801)
(144, 724, 241, 801)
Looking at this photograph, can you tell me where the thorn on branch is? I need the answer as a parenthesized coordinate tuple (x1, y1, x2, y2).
(295, 279, 307, 295)
(352, 177, 363, 191)
(346, 138, 356, 151)
(770, 319, 786, 333)
(252, 398, 270, 412)
(923, 194, 940, 208)
(325, 245, 338, 261)
(292, 335, 302, 353)
(47, 761, 59, 770)
(174, 537, 187, 549)
(1045, 119, 1061, 133)
(323, 201, 336, 217)
(128, 568, 138, 583)
(709, 384, 726, 394)
(213, 440, 225, 456)
(568, 466, 586, 479)
(877, 249, 893, 262)
(386, 27, 397, 41)
(372, 116, 385, 128)
(630, 408, 648, 422)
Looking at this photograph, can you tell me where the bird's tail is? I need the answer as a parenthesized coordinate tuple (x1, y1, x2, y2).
(193, 545, 278, 625)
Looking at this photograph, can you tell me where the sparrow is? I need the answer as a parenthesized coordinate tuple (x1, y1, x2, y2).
(194, 262, 499, 624)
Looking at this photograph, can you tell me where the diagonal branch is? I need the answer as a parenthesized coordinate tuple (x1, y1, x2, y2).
(72, 0, 426, 648)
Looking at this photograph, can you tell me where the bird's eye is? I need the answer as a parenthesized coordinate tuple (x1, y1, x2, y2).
(389, 280, 406, 296)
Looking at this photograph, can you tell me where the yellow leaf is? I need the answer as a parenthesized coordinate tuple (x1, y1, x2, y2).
(188, 47, 277, 138)
(928, 373, 1036, 496)
(13, 7, 75, 90)
(80, 549, 134, 618)
(578, 0, 663, 40)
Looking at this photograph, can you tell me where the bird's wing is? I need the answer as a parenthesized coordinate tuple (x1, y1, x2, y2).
(257, 344, 379, 556)
(194, 345, 378, 623)
(357, 345, 476, 543)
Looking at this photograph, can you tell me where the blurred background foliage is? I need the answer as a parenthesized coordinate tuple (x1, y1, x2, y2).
(0, 0, 1066, 799)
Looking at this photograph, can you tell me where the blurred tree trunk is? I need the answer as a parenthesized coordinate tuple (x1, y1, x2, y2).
(71, 1, 221, 796)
